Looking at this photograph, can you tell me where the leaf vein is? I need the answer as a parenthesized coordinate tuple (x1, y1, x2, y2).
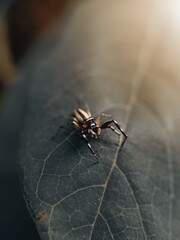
(99, 213, 114, 240)
(115, 164, 147, 239)
(35, 131, 76, 198)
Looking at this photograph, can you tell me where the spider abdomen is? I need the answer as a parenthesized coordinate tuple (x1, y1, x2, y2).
(73, 108, 91, 123)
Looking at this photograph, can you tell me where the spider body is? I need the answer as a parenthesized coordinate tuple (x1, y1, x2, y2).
(73, 108, 101, 138)
(72, 108, 127, 158)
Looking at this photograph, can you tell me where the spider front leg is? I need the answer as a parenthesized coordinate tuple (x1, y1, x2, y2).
(100, 120, 127, 146)
(80, 131, 98, 160)
(51, 125, 64, 140)
(96, 113, 112, 126)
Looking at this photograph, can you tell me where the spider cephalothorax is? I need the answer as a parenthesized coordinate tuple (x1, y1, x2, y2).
(72, 108, 127, 158)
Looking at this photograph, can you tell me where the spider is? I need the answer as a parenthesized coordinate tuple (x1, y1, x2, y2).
(71, 108, 127, 159)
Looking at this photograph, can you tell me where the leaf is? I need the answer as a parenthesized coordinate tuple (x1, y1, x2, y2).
(14, 0, 180, 239)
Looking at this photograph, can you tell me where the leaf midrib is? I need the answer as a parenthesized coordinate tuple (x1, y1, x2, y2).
(88, 2, 168, 239)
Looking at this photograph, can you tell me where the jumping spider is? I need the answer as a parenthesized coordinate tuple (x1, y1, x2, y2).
(71, 108, 127, 159)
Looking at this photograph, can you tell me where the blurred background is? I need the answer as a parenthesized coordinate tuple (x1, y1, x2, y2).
(1, 0, 180, 102)
(0, 1, 70, 239)
(0, 0, 180, 239)
(0, 0, 70, 103)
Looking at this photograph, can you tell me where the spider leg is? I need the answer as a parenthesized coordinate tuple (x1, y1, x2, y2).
(100, 120, 127, 146)
(96, 113, 112, 126)
(80, 132, 98, 160)
(67, 116, 76, 125)
(51, 125, 64, 140)
(108, 125, 121, 136)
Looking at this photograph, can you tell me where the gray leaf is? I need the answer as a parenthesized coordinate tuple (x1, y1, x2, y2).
(12, 0, 180, 239)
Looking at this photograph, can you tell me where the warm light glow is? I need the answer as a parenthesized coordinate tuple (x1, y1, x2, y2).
(169, 0, 180, 27)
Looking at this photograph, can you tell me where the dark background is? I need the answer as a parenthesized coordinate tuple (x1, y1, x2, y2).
(0, 1, 70, 239)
